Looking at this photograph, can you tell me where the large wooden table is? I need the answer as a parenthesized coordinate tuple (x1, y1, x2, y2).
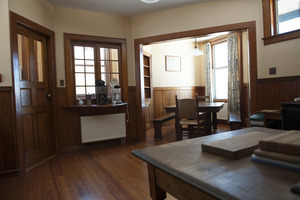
(164, 102, 224, 134)
(132, 127, 300, 200)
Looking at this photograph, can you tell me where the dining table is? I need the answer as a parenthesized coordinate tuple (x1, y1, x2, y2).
(164, 102, 225, 135)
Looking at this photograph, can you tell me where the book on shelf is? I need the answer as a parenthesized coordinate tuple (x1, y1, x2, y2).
(251, 154, 300, 172)
(259, 130, 300, 156)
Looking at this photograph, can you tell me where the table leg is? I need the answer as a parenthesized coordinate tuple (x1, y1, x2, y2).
(205, 112, 212, 135)
(212, 112, 217, 132)
(153, 121, 163, 140)
(147, 164, 167, 200)
(175, 116, 178, 138)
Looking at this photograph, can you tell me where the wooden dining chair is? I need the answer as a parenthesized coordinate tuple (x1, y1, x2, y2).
(197, 95, 210, 102)
(196, 94, 210, 120)
(175, 95, 206, 140)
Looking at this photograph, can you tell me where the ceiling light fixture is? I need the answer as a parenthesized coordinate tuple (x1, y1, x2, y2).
(140, 0, 160, 3)
(192, 38, 204, 56)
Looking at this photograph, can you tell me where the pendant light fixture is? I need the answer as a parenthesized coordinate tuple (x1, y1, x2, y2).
(140, 0, 160, 3)
(192, 38, 204, 56)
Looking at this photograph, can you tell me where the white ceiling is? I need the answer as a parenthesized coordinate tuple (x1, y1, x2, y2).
(46, 0, 211, 17)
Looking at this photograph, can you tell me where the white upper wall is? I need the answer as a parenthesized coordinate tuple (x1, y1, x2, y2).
(0, 0, 11, 86)
(1, 0, 299, 87)
(53, 7, 132, 87)
(145, 32, 249, 88)
(145, 40, 204, 87)
(9, 0, 55, 29)
(132, 0, 258, 38)
(132, 0, 300, 85)
(4, 0, 132, 87)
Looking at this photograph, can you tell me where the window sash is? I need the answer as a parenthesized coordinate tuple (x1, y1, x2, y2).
(262, 0, 300, 45)
(212, 40, 228, 100)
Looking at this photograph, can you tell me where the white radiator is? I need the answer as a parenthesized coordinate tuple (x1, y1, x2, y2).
(80, 113, 126, 143)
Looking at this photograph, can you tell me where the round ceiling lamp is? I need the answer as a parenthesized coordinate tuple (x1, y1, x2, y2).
(192, 38, 204, 56)
(140, 0, 160, 3)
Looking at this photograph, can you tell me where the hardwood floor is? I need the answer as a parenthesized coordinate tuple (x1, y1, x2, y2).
(0, 124, 230, 200)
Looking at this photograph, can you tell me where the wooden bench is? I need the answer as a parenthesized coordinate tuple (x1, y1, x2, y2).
(152, 113, 176, 140)
(229, 112, 242, 130)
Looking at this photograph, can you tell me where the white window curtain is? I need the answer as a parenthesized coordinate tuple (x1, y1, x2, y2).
(227, 33, 240, 120)
(204, 42, 213, 102)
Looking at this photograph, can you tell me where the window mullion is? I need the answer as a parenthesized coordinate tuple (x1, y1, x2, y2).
(95, 44, 101, 80)
(214, 65, 228, 70)
(83, 47, 87, 96)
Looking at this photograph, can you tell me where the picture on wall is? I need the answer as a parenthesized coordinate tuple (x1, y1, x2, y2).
(165, 56, 181, 72)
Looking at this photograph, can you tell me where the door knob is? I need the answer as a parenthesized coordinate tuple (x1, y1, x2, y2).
(47, 93, 52, 99)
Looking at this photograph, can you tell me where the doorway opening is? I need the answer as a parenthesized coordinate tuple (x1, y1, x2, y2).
(134, 21, 258, 141)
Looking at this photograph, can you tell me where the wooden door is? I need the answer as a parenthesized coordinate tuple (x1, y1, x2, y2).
(16, 26, 53, 168)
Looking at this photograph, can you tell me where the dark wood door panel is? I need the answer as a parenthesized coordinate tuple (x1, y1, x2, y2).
(20, 89, 32, 107)
(36, 88, 47, 106)
(24, 112, 52, 167)
(22, 114, 35, 153)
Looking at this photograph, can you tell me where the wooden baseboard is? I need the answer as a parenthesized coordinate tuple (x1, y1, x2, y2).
(26, 154, 56, 172)
(217, 119, 228, 124)
(0, 169, 19, 178)
(60, 138, 127, 153)
(61, 145, 85, 153)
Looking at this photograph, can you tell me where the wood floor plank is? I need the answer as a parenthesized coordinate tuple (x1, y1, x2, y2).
(0, 125, 230, 200)
(58, 153, 116, 200)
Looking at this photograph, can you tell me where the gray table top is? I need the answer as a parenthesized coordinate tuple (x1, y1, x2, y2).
(132, 127, 300, 200)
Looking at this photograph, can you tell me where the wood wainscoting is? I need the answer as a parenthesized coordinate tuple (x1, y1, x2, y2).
(0, 87, 18, 177)
(127, 86, 138, 140)
(153, 86, 205, 120)
(257, 76, 300, 110)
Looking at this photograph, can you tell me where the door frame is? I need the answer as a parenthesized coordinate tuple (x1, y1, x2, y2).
(10, 11, 57, 173)
(134, 21, 258, 140)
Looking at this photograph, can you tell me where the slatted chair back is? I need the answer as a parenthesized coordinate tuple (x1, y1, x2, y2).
(176, 98, 197, 119)
(197, 95, 210, 102)
(175, 95, 204, 140)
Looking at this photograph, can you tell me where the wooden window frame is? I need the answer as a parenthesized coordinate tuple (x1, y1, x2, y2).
(262, 0, 300, 45)
(64, 33, 128, 105)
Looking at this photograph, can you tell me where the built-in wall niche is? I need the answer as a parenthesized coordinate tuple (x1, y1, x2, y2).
(143, 52, 152, 99)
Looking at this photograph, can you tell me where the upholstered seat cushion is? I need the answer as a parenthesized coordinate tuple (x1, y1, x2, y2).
(180, 119, 204, 125)
(250, 113, 264, 127)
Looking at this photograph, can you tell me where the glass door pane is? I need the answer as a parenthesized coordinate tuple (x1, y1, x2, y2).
(99, 47, 120, 98)
(33, 40, 44, 82)
(74, 46, 95, 98)
(18, 34, 30, 81)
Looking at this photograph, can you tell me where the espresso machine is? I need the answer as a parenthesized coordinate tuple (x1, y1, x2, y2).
(95, 80, 107, 105)
(110, 78, 122, 104)
(112, 85, 122, 104)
